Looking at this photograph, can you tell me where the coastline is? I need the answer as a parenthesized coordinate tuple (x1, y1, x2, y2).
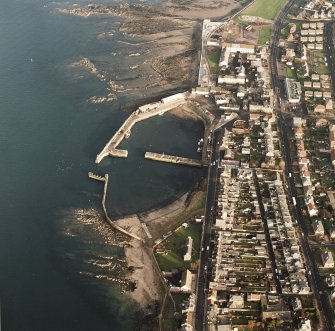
(113, 178, 206, 315)
(55, 0, 251, 327)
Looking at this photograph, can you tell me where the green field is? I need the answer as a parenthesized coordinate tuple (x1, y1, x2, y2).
(207, 47, 221, 74)
(286, 66, 297, 79)
(241, 0, 288, 20)
(258, 26, 274, 45)
(155, 222, 202, 272)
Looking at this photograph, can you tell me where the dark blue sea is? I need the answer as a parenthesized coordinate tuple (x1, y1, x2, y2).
(0, 0, 204, 330)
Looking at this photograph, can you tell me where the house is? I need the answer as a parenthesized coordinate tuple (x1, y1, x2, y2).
(323, 91, 332, 98)
(292, 297, 302, 311)
(312, 82, 321, 88)
(249, 113, 261, 121)
(298, 319, 312, 331)
(294, 127, 304, 139)
(180, 270, 195, 292)
(299, 157, 308, 165)
(241, 147, 250, 155)
(313, 220, 324, 236)
(320, 74, 330, 81)
(330, 227, 335, 239)
(314, 91, 323, 98)
(293, 117, 303, 128)
(326, 99, 333, 110)
(321, 250, 334, 268)
(304, 81, 312, 88)
(304, 185, 313, 196)
(228, 295, 244, 309)
(317, 22, 324, 29)
(296, 138, 305, 149)
(308, 203, 318, 217)
(192, 87, 210, 95)
(314, 104, 326, 113)
(315, 118, 328, 127)
(321, 81, 330, 89)
(329, 125, 335, 148)
(184, 236, 193, 261)
(312, 74, 320, 81)
(305, 90, 314, 98)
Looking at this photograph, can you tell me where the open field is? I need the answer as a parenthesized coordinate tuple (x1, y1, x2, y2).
(241, 0, 287, 20)
(286, 66, 297, 79)
(207, 47, 221, 74)
(258, 25, 273, 45)
(155, 221, 202, 272)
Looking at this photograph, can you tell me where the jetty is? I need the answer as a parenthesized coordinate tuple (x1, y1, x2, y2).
(95, 93, 187, 164)
(88, 172, 142, 241)
(145, 152, 209, 167)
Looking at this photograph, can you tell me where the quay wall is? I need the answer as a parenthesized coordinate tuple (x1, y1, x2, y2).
(101, 174, 143, 241)
(88, 172, 142, 241)
(95, 95, 187, 164)
(145, 152, 208, 167)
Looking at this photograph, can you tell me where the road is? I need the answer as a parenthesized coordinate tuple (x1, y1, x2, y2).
(194, 127, 222, 331)
(324, 22, 335, 96)
(269, 1, 334, 330)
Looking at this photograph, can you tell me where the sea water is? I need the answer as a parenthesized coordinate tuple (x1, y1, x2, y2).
(0, 0, 204, 329)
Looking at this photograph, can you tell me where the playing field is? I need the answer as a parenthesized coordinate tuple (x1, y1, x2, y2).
(241, 0, 287, 20)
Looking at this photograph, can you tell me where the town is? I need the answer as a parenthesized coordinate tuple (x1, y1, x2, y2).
(189, 0, 335, 330)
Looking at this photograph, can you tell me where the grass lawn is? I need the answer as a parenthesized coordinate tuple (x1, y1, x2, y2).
(171, 293, 190, 313)
(241, 0, 288, 20)
(155, 222, 202, 272)
(258, 25, 273, 45)
(310, 50, 330, 75)
(286, 66, 297, 79)
(207, 47, 221, 74)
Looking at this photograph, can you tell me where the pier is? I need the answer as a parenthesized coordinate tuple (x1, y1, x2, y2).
(145, 152, 209, 167)
(88, 172, 143, 241)
(95, 93, 187, 164)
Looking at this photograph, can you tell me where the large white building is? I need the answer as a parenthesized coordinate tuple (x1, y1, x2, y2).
(285, 78, 301, 103)
(218, 75, 245, 85)
(222, 42, 255, 54)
